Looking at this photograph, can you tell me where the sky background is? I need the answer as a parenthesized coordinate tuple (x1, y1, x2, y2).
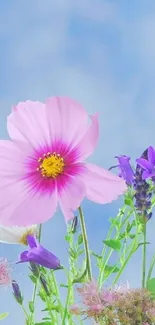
(1, 0, 155, 323)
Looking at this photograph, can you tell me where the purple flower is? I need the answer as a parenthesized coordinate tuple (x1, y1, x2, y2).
(115, 155, 134, 185)
(136, 146, 155, 180)
(12, 280, 23, 305)
(17, 235, 61, 270)
(134, 149, 152, 221)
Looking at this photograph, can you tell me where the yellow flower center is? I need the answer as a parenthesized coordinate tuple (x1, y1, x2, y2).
(19, 230, 37, 245)
(37, 152, 64, 178)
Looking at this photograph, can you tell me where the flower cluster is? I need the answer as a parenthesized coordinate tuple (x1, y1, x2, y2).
(0, 97, 127, 284)
(0, 96, 155, 325)
(114, 146, 155, 222)
(115, 146, 155, 187)
(70, 280, 155, 325)
(0, 258, 12, 286)
(134, 149, 152, 222)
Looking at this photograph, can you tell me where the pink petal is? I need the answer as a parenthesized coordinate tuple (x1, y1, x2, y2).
(0, 164, 58, 226)
(58, 176, 86, 222)
(76, 114, 99, 161)
(4, 189, 58, 226)
(83, 163, 127, 204)
(0, 178, 29, 225)
(0, 140, 32, 176)
(7, 101, 51, 149)
(45, 97, 88, 146)
(0, 140, 58, 226)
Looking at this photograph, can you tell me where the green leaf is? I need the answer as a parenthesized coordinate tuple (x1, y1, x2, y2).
(90, 251, 102, 259)
(126, 222, 132, 233)
(135, 242, 151, 251)
(147, 278, 155, 297)
(78, 234, 83, 245)
(72, 268, 87, 284)
(60, 284, 69, 288)
(39, 266, 46, 275)
(129, 234, 136, 239)
(65, 235, 71, 242)
(126, 220, 136, 233)
(41, 305, 60, 313)
(38, 291, 46, 302)
(104, 265, 120, 276)
(68, 247, 77, 259)
(102, 239, 121, 251)
(29, 301, 34, 313)
(124, 197, 133, 207)
(77, 249, 84, 256)
(29, 274, 37, 284)
(109, 218, 120, 228)
(118, 232, 126, 240)
(35, 322, 52, 325)
(0, 313, 9, 320)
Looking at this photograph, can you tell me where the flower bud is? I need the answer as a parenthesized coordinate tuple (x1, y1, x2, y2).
(40, 275, 50, 296)
(12, 280, 23, 305)
(29, 262, 40, 277)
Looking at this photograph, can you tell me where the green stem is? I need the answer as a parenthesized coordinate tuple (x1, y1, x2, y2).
(61, 276, 72, 325)
(50, 270, 63, 319)
(78, 206, 92, 281)
(142, 222, 147, 288)
(112, 215, 138, 286)
(21, 305, 29, 318)
(45, 297, 56, 324)
(98, 207, 133, 288)
(112, 232, 138, 286)
(146, 254, 155, 286)
(112, 210, 140, 286)
(29, 224, 42, 324)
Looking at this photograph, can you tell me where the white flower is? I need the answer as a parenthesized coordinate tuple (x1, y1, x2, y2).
(0, 225, 38, 245)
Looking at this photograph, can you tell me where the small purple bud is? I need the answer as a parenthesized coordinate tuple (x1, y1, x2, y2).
(147, 212, 152, 220)
(71, 216, 78, 233)
(144, 201, 151, 209)
(40, 275, 50, 296)
(12, 280, 23, 305)
(29, 262, 39, 277)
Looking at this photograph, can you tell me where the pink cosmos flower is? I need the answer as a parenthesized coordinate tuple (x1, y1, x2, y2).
(0, 258, 12, 286)
(0, 97, 127, 226)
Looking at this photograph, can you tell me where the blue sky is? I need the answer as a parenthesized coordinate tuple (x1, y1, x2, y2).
(1, 0, 155, 323)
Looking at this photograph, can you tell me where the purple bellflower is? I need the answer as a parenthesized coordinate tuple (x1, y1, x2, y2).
(110, 149, 153, 221)
(136, 146, 155, 181)
(116, 155, 134, 185)
(109, 155, 134, 186)
(17, 235, 61, 270)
